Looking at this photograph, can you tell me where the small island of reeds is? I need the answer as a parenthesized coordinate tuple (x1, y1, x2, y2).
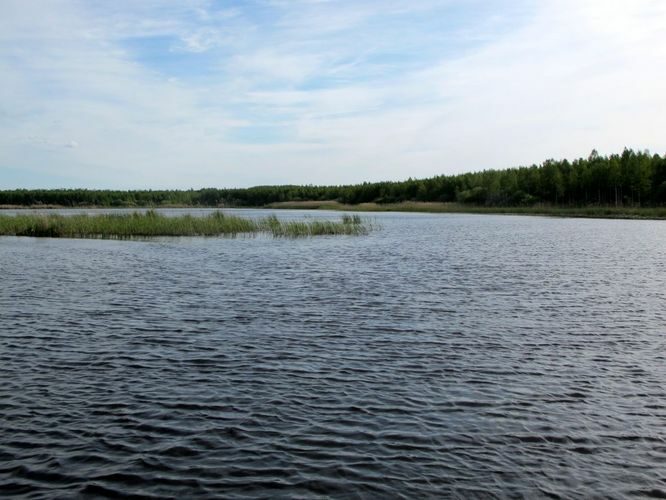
(0, 211, 369, 239)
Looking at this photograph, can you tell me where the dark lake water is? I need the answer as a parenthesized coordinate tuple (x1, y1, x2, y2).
(1, 209, 665, 498)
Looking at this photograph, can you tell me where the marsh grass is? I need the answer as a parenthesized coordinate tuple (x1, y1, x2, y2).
(267, 201, 666, 219)
(0, 210, 370, 239)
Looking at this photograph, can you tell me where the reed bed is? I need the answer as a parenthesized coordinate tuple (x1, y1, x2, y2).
(0, 211, 370, 239)
(268, 200, 666, 219)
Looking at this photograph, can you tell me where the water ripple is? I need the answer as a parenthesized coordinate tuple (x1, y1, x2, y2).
(1, 211, 665, 498)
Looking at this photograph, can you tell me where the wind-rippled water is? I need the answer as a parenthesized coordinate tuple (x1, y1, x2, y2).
(1, 210, 665, 498)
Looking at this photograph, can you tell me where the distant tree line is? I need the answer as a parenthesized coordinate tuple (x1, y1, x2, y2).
(2, 149, 665, 207)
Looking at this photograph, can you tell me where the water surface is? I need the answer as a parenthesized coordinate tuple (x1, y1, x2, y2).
(1, 210, 665, 498)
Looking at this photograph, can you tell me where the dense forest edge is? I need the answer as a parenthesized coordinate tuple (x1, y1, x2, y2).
(2, 149, 666, 217)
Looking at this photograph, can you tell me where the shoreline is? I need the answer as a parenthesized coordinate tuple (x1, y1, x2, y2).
(2, 201, 666, 220)
(266, 201, 666, 219)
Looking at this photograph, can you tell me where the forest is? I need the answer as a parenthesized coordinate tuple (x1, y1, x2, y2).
(2, 149, 665, 208)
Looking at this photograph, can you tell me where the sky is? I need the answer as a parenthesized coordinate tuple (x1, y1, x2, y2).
(1, 0, 665, 189)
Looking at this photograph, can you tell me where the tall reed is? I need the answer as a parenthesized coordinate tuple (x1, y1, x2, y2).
(0, 211, 370, 238)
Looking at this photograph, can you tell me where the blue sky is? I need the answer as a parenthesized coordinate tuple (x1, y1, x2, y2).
(1, 0, 665, 189)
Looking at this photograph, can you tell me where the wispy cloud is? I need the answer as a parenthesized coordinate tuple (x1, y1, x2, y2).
(0, 0, 665, 188)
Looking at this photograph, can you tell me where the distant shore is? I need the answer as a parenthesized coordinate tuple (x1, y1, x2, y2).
(265, 201, 666, 219)
(274, 201, 666, 219)
(2, 201, 666, 220)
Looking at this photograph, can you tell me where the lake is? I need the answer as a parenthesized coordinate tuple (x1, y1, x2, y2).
(1, 209, 665, 498)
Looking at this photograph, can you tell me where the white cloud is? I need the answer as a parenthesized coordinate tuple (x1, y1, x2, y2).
(0, 0, 665, 188)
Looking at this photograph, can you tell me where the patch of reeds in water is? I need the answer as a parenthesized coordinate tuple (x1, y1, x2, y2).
(0, 210, 370, 239)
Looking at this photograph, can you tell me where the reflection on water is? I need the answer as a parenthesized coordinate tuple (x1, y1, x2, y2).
(1, 210, 665, 498)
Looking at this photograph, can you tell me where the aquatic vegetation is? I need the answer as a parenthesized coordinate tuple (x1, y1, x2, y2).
(268, 201, 666, 219)
(341, 214, 362, 224)
(0, 211, 370, 239)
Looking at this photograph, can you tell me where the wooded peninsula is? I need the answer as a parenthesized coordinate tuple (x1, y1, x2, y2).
(3, 149, 665, 217)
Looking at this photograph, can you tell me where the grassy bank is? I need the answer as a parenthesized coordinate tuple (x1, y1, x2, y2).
(3, 201, 665, 220)
(0, 211, 369, 238)
(266, 201, 666, 219)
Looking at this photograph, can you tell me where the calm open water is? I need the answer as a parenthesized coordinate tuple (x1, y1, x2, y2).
(1, 209, 665, 499)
